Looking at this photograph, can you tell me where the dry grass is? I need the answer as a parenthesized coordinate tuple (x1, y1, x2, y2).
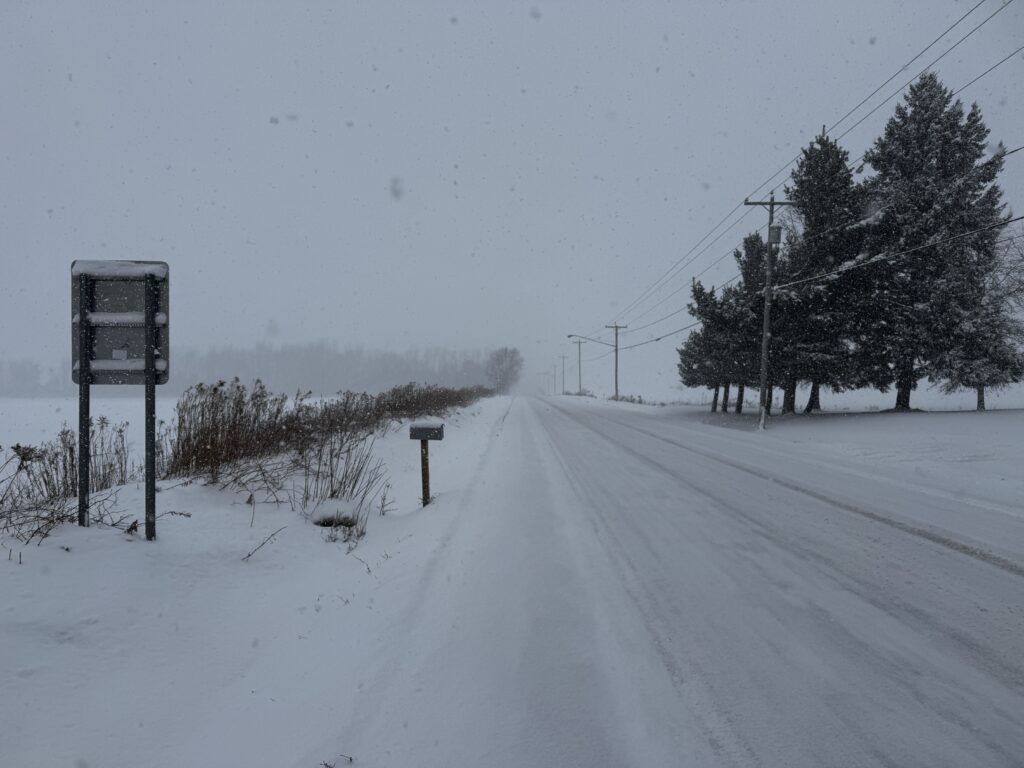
(0, 418, 135, 542)
(1, 380, 490, 544)
(163, 379, 490, 542)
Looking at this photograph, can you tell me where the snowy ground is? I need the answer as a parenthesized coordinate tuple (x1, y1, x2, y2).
(3, 395, 1024, 766)
(667, 380, 1024, 412)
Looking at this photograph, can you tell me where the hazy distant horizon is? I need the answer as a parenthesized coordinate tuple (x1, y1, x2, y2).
(3, 1, 1021, 399)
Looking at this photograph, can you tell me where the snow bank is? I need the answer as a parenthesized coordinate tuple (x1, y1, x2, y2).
(1, 397, 510, 768)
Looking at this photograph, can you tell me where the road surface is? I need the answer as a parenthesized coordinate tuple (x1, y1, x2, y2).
(344, 396, 1024, 767)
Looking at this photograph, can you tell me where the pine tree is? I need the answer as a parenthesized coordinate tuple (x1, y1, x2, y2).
(781, 133, 865, 411)
(859, 73, 1008, 410)
(930, 229, 1024, 408)
(677, 234, 768, 411)
(678, 282, 729, 409)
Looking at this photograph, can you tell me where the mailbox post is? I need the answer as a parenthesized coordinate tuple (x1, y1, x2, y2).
(409, 422, 444, 506)
(72, 260, 169, 539)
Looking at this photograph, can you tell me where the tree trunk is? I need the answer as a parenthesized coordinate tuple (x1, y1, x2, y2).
(735, 384, 744, 414)
(711, 384, 720, 413)
(893, 357, 915, 411)
(782, 379, 797, 414)
(804, 381, 821, 413)
(894, 377, 912, 410)
(764, 384, 773, 416)
(976, 385, 986, 411)
(721, 383, 731, 413)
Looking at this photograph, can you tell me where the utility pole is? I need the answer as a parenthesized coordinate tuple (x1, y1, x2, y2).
(553, 363, 557, 396)
(744, 191, 794, 430)
(571, 339, 585, 394)
(559, 355, 567, 395)
(604, 323, 627, 400)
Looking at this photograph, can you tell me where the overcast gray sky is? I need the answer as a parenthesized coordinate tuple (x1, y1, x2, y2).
(2, 0, 1022, 399)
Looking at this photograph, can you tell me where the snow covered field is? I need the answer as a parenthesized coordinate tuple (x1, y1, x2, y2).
(0, 396, 178, 458)
(3, 395, 1023, 766)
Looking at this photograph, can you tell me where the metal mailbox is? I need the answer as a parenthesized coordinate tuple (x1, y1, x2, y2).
(409, 423, 444, 441)
(410, 422, 444, 507)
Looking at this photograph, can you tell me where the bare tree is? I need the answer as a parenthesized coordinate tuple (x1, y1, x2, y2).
(485, 347, 524, 394)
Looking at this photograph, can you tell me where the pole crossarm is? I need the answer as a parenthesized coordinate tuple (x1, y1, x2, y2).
(743, 197, 796, 211)
(567, 333, 615, 348)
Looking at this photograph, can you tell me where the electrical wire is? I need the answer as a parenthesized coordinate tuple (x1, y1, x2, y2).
(621, 140, 1022, 339)
(774, 216, 1024, 291)
(612, 0, 1003, 330)
(833, 3, 1018, 149)
(952, 43, 1024, 95)
(580, 2, 1018, 348)
(825, 0, 991, 138)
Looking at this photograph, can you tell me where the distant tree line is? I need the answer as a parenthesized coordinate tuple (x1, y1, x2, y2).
(679, 74, 1023, 412)
(0, 343, 496, 398)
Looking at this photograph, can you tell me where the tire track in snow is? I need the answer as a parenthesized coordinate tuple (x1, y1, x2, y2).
(551, 401, 1024, 580)
(531, 400, 763, 768)
(536, 398, 1024, 766)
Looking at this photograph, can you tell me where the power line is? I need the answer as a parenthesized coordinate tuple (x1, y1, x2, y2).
(625, 304, 691, 334)
(832, 1, 1017, 149)
(624, 140, 1022, 339)
(602, 228, 1024, 356)
(623, 220, 774, 334)
(774, 216, 1024, 291)
(612, 3, 995, 326)
(952, 43, 1024, 96)
(825, 0, 991, 137)
(620, 320, 703, 351)
(749, 0, 1011, 202)
(618, 1, 1014, 328)
(585, 3, 1017, 349)
(624, 211, 762, 325)
(670, 112, 1022, 329)
(586, 319, 704, 361)
(613, 204, 749, 323)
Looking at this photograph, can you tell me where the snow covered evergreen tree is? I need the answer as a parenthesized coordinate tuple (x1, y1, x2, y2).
(782, 133, 866, 412)
(859, 73, 1009, 410)
(930, 230, 1024, 408)
(679, 234, 767, 412)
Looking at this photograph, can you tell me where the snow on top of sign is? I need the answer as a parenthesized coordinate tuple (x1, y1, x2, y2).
(71, 260, 169, 279)
(73, 359, 168, 372)
(77, 311, 169, 326)
(410, 421, 444, 430)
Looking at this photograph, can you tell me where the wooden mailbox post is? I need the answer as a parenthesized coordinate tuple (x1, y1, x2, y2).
(409, 422, 444, 506)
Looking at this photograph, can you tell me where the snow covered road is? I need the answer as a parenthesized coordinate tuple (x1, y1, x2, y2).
(5, 395, 1023, 767)
(342, 396, 1024, 767)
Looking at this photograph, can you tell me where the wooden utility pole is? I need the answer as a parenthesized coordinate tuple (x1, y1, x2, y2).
(744, 192, 793, 430)
(559, 355, 568, 395)
(604, 323, 627, 400)
(571, 339, 585, 394)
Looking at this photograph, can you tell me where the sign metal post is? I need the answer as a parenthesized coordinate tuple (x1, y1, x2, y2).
(72, 261, 169, 539)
